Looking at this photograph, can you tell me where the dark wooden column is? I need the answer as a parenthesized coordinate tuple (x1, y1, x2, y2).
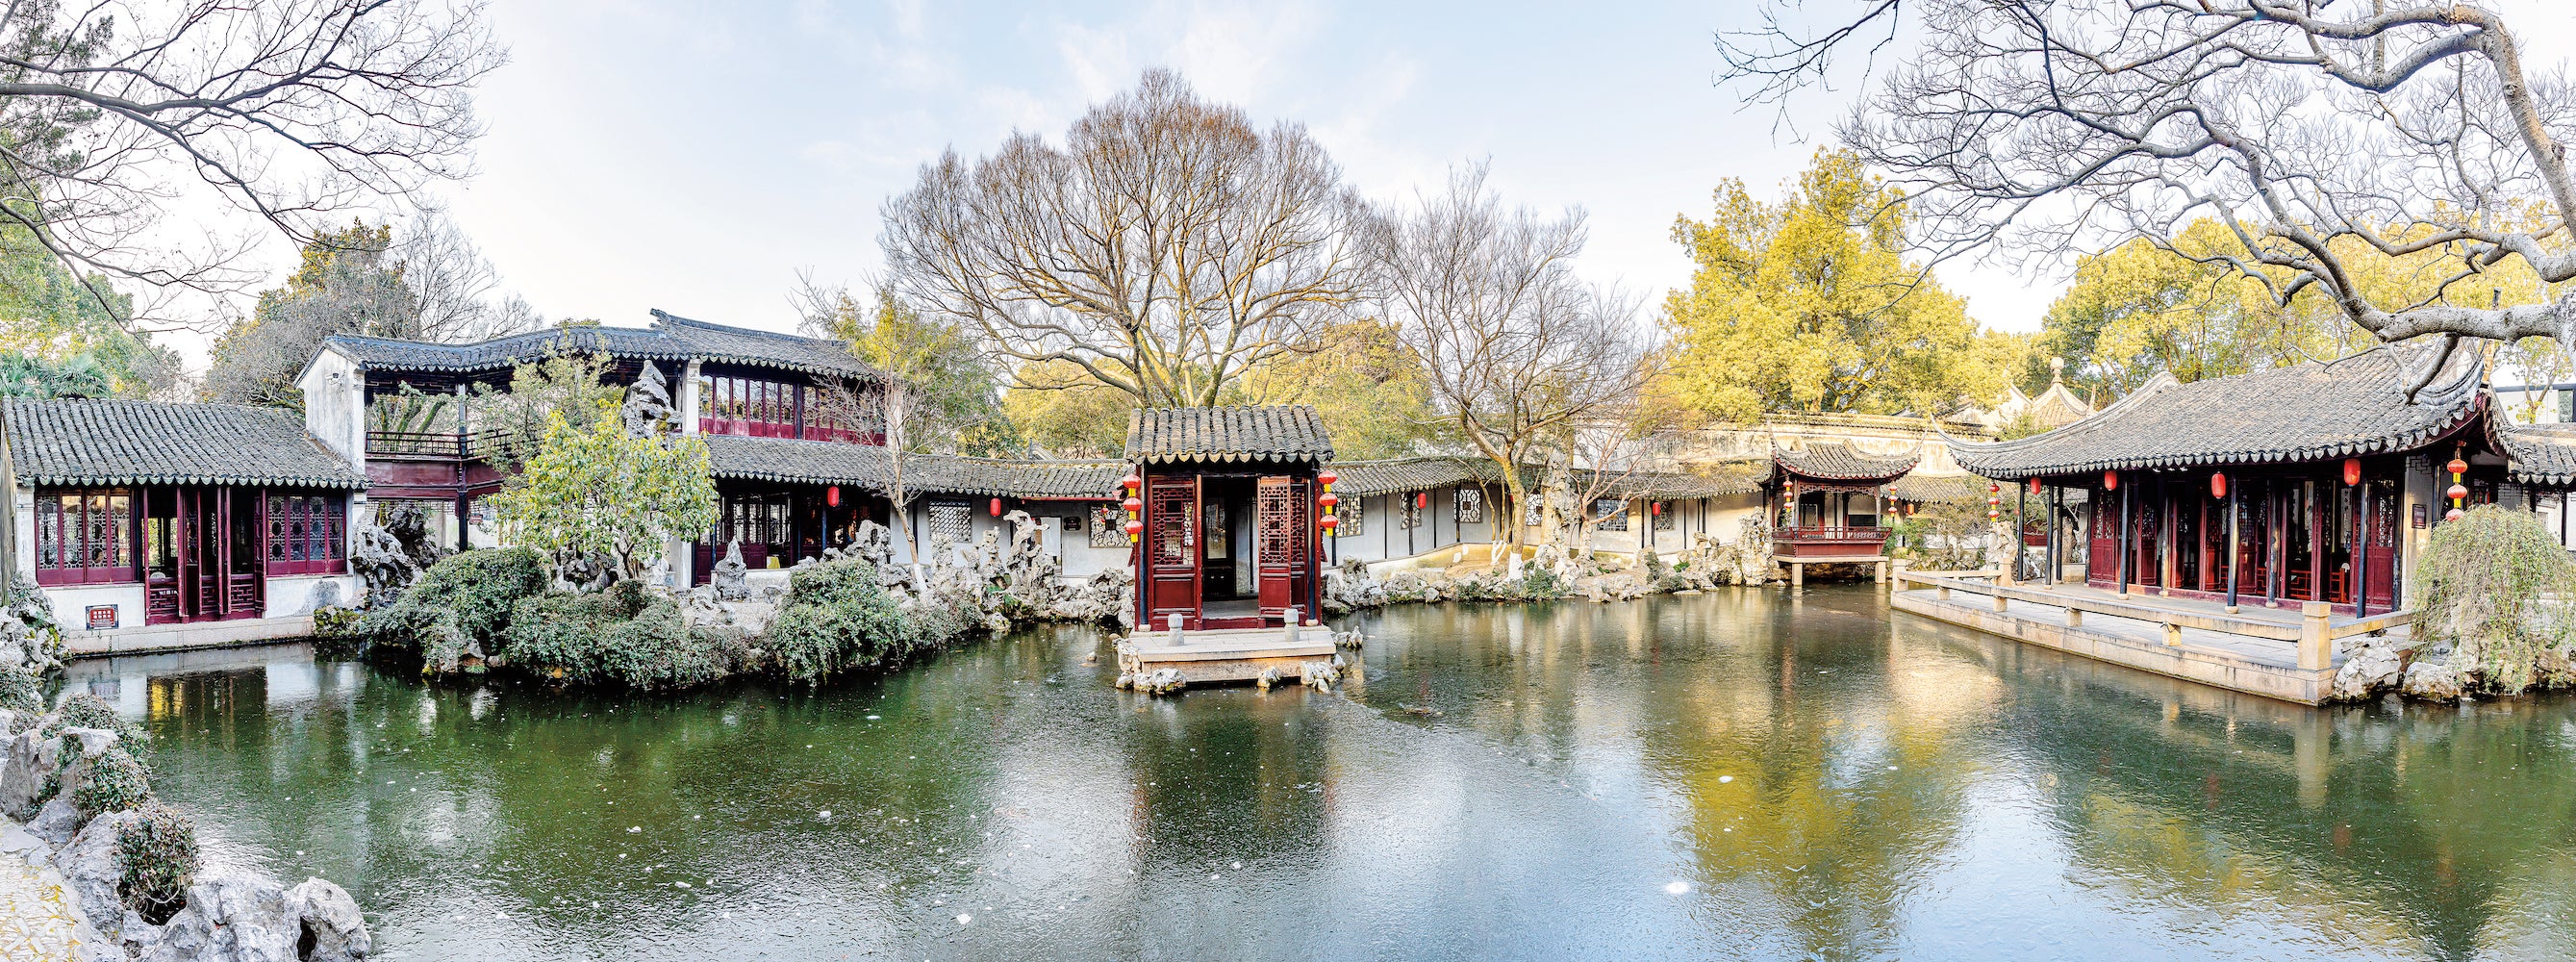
(2045, 484, 2060, 586)
(2356, 474, 2371, 618)
(2309, 479, 2325, 604)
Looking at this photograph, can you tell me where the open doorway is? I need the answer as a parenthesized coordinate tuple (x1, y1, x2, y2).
(1201, 477, 1259, 620)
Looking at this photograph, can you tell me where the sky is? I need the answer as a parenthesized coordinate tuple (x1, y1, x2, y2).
(177, 0, 2576, 366)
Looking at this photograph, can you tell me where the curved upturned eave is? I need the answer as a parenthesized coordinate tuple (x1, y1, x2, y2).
(1945, 348, 2485, 481)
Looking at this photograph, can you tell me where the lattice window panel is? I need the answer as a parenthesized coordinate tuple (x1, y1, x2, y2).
(1454, 488, 1483, 524)
(927, 502, 973, 545)
(1336, 496, 1365, 538)
(1089, 504, 1129, 548)
(1592, 498, 1629, 532)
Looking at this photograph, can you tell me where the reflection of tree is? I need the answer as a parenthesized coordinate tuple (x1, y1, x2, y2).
(1973, 642, 2576, 962)
(1636, 597, 1979, 961)
(139, 654, 1014, 952)
(1345, 590, 1981, 960)
(1114, 682, 1334, 868)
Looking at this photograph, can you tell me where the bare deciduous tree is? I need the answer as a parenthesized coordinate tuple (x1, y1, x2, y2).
(1369, 164, 1656, 548)
(1719, 1, 2576, 390)
(0, 0, 501, 327)
(881, 68, 1369, 407)
(400, 206, 525, 343)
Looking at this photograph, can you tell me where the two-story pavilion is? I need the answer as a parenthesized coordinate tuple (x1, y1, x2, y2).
(297, 310, 892, 581)
(1948, 346, 2503, 615)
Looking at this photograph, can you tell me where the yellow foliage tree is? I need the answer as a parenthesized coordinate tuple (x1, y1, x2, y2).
(1662, 150, 2016, 421)
(2045, 216, 2555, 398)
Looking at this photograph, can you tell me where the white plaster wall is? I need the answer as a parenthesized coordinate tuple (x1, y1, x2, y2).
(41, 584, 143, 631)
(296, 347, 366, 466)
(11, 488, 32, 582)
(265, 573, 362, 617)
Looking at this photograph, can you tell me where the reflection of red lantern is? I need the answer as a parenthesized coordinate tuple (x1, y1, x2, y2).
(1319, 492, 1339, 509)
(1415, 492, 1429, 509)
(2103, 470, 2118, 491)
(1320, 515, 1338, 531)
(826, 486, 841, 507)
(2210, 472, 2226, 499)
(990, 497, 1003, 517)
(2342, 458, 2361, 487)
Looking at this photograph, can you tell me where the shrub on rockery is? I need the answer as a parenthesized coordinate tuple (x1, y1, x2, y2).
(73, 746, 152, 814)
(502, 580, 745, 689)
(118, 801, 199, 925)
(345, 547, 549, 671)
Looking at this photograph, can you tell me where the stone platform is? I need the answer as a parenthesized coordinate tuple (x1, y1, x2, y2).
(1116, 626, 1337, 686)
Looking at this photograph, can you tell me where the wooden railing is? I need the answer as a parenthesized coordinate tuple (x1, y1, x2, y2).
(1895, 568, 2413, 671)
(366, 429, 525, 460)
(1776, 525, 1890, 544)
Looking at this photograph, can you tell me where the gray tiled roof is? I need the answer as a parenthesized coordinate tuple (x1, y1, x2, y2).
(704, 436, 1124, 498)
(1124, 406, 1333, 465)
(1330, 458, 1505, 497)
(5, 398, 366, 490)
(1888, 472, 1998, 506)
(1949, 346, 2487, 480)
(1332, 456, 1765, 500)
(322, 311, 881, 380)
(2501, 423, 2576, 486)
(1773, 442, 1920, 482)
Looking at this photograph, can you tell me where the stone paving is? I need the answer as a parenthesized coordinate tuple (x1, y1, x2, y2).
(0, 819, 92, 962)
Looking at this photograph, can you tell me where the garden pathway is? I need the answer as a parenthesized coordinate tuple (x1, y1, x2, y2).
(0, 818, 91, 962)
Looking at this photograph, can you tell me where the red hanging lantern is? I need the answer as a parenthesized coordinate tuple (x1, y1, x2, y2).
(2448, 483, 2469, 501)
(1123, 495, 1142, 513)
(2103, 470, 2118, 491)
(1651, 501, 1663, 517)
(2342, 458, 2361, 487)
(1319, 514, 1338, 531)
(2445, 457, 2468, 477)
(1319, 492, 1339, 509)
(1122, 519, 1144, 541)
(2027, 477, 2042, 495)
(1415, 491, 1430, 509)
(990, 497, 1003, 517)
(2209, 472, 2226, 499)
(1318, 468, 1338, 487)
(825, 485, 841, 508)
(2444, 506, 2465, 523)
(1120, 471, 1142, 494)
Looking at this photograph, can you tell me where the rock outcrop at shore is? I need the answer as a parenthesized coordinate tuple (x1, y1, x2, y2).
(1, 699, 372, 961)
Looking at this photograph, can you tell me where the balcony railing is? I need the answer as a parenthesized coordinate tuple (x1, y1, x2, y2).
(1775, 525, 1891, 545)
(366, 429, 526, 460)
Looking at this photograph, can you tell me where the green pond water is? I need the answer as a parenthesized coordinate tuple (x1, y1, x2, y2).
(62, 586, 2576, 960)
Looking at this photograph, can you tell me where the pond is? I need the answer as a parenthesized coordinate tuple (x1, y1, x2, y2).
(69, 586, 2576, 961)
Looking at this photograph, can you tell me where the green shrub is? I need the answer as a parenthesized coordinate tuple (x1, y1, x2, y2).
(2413, 505, 2576, 695)
(501, 581, 743, 689)
(764, 560, 915, 685)
(349, 547, 549, 671)
(74, 746, 152, 814)
(45, 693, 147, 753)
(118, 802, 197, 925)
(0, 667, 40, 715)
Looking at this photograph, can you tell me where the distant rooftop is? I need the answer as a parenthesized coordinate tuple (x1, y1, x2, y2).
(319, 310, 880, 381)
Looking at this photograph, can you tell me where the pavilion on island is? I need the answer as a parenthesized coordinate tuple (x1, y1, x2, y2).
(1766, 441, 1920, 585)
(1947, 345, 2523, 616)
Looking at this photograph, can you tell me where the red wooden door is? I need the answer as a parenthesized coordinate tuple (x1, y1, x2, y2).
(1144, 476, 1200, 627)
(2086, 496, 2116, 587)
(2132, 494, 2160, 588)
(2363, 479, 2399, 608)
(1255, 477, 1298, 615)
